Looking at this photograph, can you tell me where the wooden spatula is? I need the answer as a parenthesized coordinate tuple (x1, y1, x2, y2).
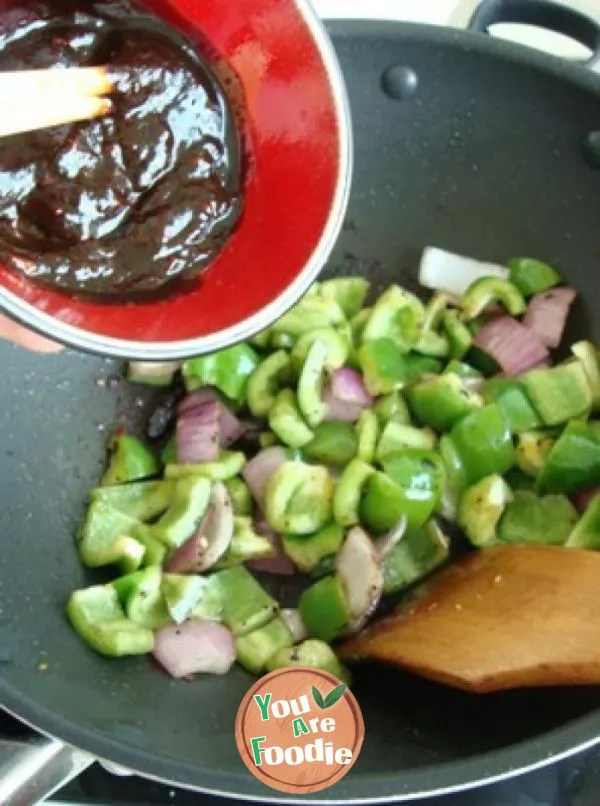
(338, 545, 600, 693)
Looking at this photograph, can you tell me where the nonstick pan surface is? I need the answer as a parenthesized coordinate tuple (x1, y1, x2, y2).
(2, 13, 600, 803)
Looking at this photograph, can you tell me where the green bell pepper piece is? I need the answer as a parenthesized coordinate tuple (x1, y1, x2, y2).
(498, 490, 578, 546)
(460, 277, 526, 321)
(271, 332, 295, 350)
(259, 432, 278, 449)
(190, 573, 226, 621)
(481, 378, 542, 433)
(537, 420, 600, 494)
(297, 338, 329, 427)
(414, 330, 450, 358)
(450, 404, 514, 485)
(266, 639, 351, 683)
(268, 389, 313, 449)
(350, 307, 372, 343)
(299, 575, 351, 642)
(521, 362, 592, 426)
(515, 431, 555, 477)
(333, 458, 375, 527)
(67, 585, 154, 658)
(271, 296, 346, 337)
(161, 437, 176, 466)
(356, 409, 379, 463)
(566, 494, 600, 549)
(310, 555, 336, 580)
(457, 474, 513, 547)
(439, 434, 469, 495)
(291, 327, 349, 373)
(383, 450, 446, 502)
(235, 616, 293, 675)
(152, 476, 211, 549)
(224, 478, 253, 517)
(183, 344, 260, 403)
(375, 422, 436, 462)
(404, 353, 444, 384)
(444, 360, 482, 379)
(442, 309, 472, 360)
(362, 285, 425, 351)
(373, 390, 412, 426)
(101, 434, 159, 486)
(265, 461, 334, 534)
(249, 327, 272, 350)
(90, 480, 174, 522)
(383, 520, 450, 595)
(246, 350, 291, 418)
(217, 566, 278, 636)
(360, 469, 437, 534)
(215, 517, 275, 568)
(164, 451, 246, 481)
(303, 421, 358, 467)
(507, 257, 562, 297)
(282, 522, 344, 574)
(504, 466, 537, 492)
(160, 573, 208, 624)
(422, 292, 449, 332)
(113, 566, 170, 630)
(358, 338, 410, 395)
(572, 341, 600, 410)
(78, 502, 159, 571)
(406, 373, 483, 432)
(318, 277, 370, 318)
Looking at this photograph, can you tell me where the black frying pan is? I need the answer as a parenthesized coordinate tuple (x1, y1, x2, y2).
(2, 0, 600, 801)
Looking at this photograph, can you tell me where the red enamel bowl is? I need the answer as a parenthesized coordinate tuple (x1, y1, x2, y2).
(0, 0, 352, 360)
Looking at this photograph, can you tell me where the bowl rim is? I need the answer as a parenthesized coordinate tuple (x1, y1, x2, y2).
(0, 0, 353, 361)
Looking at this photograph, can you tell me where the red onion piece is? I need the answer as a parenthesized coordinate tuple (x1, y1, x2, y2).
(280, 608, 308, 643)
(176, 401, 220, 464)
(242, 446, 287, 509)
(153, 620, 235, 678)
(523, 287, 577, 349)
(247, 519, 295, 575)
(179, 389, 245, 448)
(571, 487, 600, 514)
(474, 316, 549, 376)
(323, 368, 372, 422)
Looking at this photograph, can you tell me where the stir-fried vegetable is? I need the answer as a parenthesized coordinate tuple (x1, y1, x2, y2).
(67, 251, 600, 683)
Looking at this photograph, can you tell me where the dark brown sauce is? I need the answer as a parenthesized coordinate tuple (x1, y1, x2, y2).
(0, 0, 243, 299)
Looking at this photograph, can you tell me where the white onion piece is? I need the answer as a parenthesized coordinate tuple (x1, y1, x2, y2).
(523, 287, 577, 348)
(167, 482, 234, 573)
(474, 316, 549, 376)
(176, 402, 220, 464)
(336, 526, 383, 633)
(153, 620, 235, 678)
(419, 247, 509, 297)
(128, 361, 180, 383)
(242, 447, 287, 509)
(280, 609, 308, 643)
(179, 389, 245, 448)
(374, 515, 407, 560)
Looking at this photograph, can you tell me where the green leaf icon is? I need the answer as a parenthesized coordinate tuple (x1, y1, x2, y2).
(312, 685, 325, 709)
(323, 683, 347, 709)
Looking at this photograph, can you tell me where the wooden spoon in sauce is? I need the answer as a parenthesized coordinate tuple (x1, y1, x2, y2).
(339, 545, 600, 693)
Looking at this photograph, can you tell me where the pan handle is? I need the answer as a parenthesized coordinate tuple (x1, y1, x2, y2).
(468, 0, 600, 71)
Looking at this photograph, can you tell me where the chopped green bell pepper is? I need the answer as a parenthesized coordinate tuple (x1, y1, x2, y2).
(299, 575, 350, 642)
(521, 362, 592, 426)
(439, 434, 469, 495)
(350, 307, 372, 343)
(90, 480, 174, 522)
(450, 403, 514, 485)
(268, 389, 314, 448)
(160, 573, 208, 624)
(215, 517, 275, 568)
(362, 285, 425, 352)
(224, 477, 253, 517)
(303, 421, 358, 467)
(442, 310, 472, 360)
(376, 422, 436, 462)
(382, 520, 450, 595)
(67, 585, 154, 657)
(282, 522, 344, 574)
(235, 616, 293, 675)
(404, 353, 444, 384)
(406, 373, 483, 432)
(507, 257, 562, 297)
(481, 378, 542, 433)
(515, 431, 555, 477)
(457, 474, 513, 548)
(373, 390, 412, 426)
(190, 573, 226, 621)
(78, 501, 160, 571)
(422, 292, 449, 332)
(566, 494, 600, 549)
(101, 434, 159, 487)
(271, 296, 346, 337)
(291, 328, 349, 373)
(414, 330, 450, 358)
(297, 338, 329, 427)
(266, 639, 351, 683)
(161, 437, 176, 466)
(318, 277, 370, 318)
(504, 466, 537, 492)
(152, 476, 211, 549)
(360, 469, 437, 534)
(333, 458, 374, 527)
(310, 555, 336, 580)
(572, 341, 600, 410)
(498, 491, 578, 546)
(537, 420, 600, 494)
(265, 461, 334, 534)
(164, 451, 246, 481)
(358, 338, 410, 395)
(183, 344, 260, 403)
(444, 360, 482, 379)
(217, 566, 278, 636)
(113, 566, 170, 630)
(356, 409, 379, 463)
(460, 277, 526, 321)
(246, 350, 291, 418)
